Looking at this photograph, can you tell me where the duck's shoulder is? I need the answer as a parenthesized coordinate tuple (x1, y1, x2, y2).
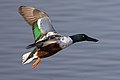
(41, 32, 73, 49)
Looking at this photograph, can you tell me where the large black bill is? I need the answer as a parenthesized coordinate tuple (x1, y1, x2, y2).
(86, 36, 99, 42)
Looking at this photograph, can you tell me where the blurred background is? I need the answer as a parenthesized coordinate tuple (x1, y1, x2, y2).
(1, 0, 120, 80)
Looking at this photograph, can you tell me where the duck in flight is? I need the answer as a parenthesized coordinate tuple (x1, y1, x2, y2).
(18, 6, 99, 69)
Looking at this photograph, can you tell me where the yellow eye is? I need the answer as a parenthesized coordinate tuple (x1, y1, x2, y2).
(82, 35, 85, 38)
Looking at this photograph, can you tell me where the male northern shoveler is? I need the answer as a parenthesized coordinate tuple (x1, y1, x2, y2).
(18, 6, 99, 69)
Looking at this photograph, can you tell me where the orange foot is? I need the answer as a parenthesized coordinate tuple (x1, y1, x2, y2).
(32, 57, 40, 69)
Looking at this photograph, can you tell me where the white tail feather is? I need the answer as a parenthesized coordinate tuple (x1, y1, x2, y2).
(22, 52, 38, 64)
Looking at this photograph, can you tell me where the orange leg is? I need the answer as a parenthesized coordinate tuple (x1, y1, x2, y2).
(32, 57, 40, 69)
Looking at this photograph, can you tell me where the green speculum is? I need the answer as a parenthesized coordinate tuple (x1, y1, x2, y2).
(33, 22, 41, 41)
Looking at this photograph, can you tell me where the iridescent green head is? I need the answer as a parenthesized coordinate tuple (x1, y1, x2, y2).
(70, 34, 99, 43)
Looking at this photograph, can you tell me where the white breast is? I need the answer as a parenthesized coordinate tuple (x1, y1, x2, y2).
(58, 36, 73, 49)
(37, 32, 73, 48)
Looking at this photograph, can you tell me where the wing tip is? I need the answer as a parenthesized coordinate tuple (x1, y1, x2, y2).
(18, 6, 34, 13)
(26, 43, 36, 49)
(19, 6, 25, 9)
(18, 6, 26, 12)
(18, 6, 26, 16)
(18, 5, 49, 26)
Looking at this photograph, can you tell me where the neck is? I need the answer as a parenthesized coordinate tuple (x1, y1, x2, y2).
(69, 35, 81, 43)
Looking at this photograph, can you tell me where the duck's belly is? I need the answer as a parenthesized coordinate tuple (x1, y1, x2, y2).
(37, 36, 73, 58)
(37, 43, 62, 58)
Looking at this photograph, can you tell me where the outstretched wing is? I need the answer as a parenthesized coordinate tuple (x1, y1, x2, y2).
(18, 6, 56, 42)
